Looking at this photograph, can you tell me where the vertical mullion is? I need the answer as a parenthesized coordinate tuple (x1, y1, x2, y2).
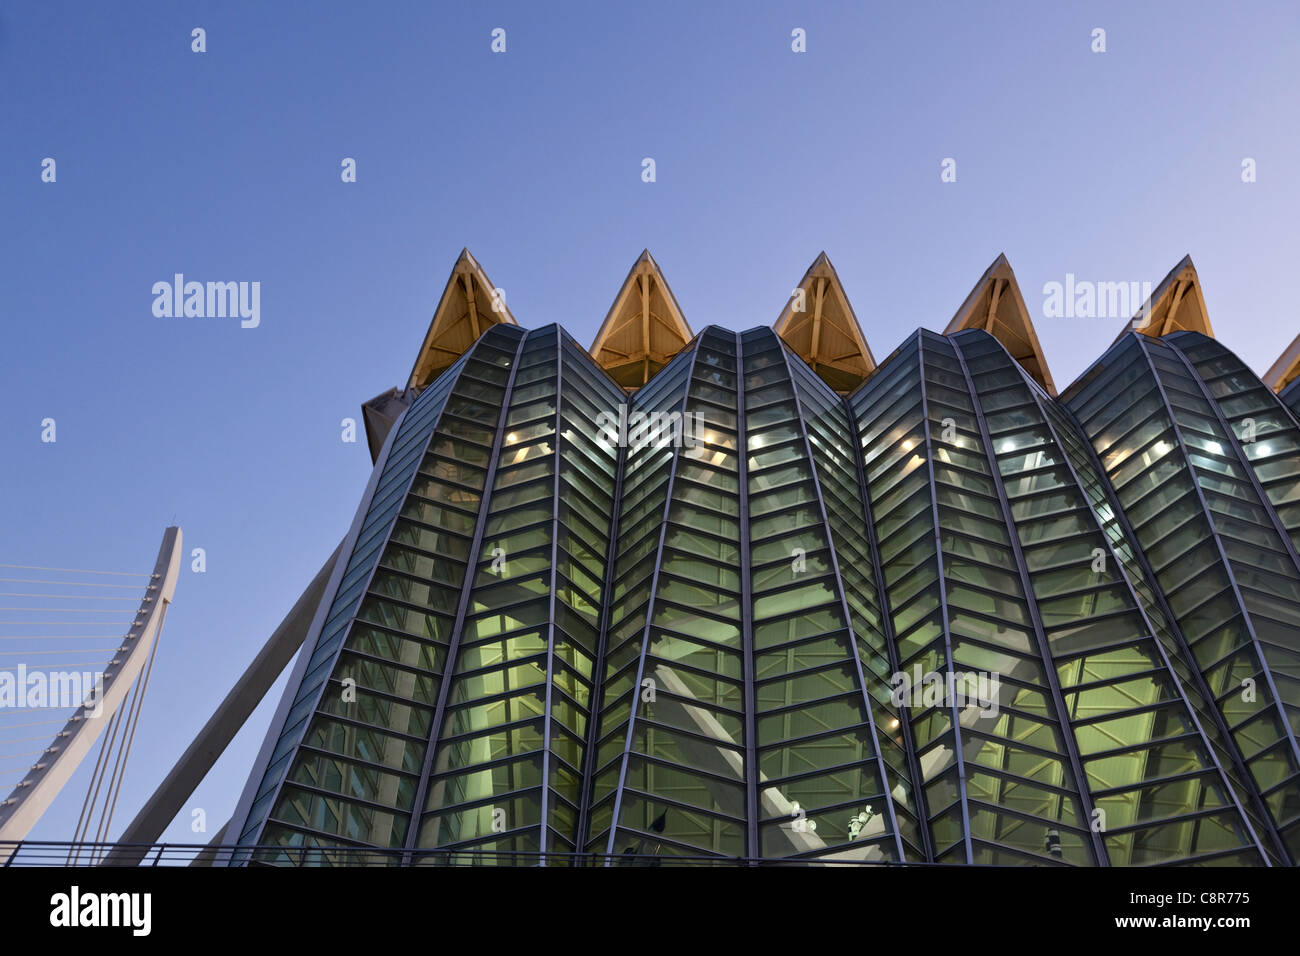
(403, 329, 529, 860)
(1135, 335, 1300, 781)
(1065, 404, 1285, 863)
(946, 335, 1107, 868)
(916, 332, 974, 865)
(951, 336, 1108, 865)
(245, 347, 471, 855)
(843, 386, 935, 862)
(538, 330, 564, 863)
(736, 332, 758, 859)
(602, 340, 705, 861)
(1167, 337, 1300, 584)
(575, 375, 630, 860)
(1029, 367, 1280, 864)
(777, 339, 905, 861)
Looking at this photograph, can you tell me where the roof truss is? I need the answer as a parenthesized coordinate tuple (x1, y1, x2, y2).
(407, 249, 517, 393)
(1118, 255, 1213, 344)
(589, 250, 692, 390)
(945, 253, 1057, 396)
(774, 252, 876, 394)
(1264, 332, 1300, 393)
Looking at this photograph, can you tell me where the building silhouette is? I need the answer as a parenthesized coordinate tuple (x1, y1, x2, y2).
(207, 250, 1300, 866)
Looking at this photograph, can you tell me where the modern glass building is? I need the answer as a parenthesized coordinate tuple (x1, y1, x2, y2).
(224, 250, 1300, 866)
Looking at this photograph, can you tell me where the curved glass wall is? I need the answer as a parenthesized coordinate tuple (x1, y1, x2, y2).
(233, 320, 1300, 866)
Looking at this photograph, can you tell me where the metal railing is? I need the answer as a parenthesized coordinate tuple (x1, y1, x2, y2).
(0, 838, 923, 868)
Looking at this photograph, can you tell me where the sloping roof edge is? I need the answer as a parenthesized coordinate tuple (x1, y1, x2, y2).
(774, 251, 876, 393)
(944, 253, 1057, 396)
(406, 249, 518, 393)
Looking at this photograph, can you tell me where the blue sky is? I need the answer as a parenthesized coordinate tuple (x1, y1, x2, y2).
(1, 1, 1298, 847)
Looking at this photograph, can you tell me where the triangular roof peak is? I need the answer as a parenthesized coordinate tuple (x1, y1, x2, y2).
(1264, 332, 1300, 393)
(774, 252, 876, 394)
(945, 254, 1057, 396)
(1117, 255, 1213, 343)
(407, 249, 518, 393)
(589, 250, 693, 391)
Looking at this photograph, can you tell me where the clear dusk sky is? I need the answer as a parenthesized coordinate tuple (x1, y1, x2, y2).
(1, 1, 1298, 847)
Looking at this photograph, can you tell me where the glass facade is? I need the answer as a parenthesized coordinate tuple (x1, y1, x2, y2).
(231, 318, 1300, 866)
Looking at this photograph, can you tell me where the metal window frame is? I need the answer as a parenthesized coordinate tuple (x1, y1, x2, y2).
(775, 333, 907, 861)
(911, 331, 975, 863)
(1134, 336, 1300, 774)
(401, 329, 530, 861)
(600, 336, 706, 861)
